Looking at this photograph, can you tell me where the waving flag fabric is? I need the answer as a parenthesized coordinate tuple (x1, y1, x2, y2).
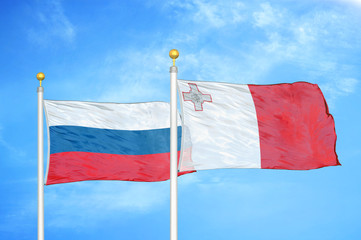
(44, 100, 189, 185)
(177, 80, 339, 171)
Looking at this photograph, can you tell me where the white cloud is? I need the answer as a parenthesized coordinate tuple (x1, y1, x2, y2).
(27, 0, 75, 45)
(164, 0, 246, 28)
(245, 3, 361, 87)
(91, 1, 359, 101)
(45, 181, 169, 228)
(320, 78, 359, 108)
(95, 47, 171, 103)
(45, 1, 360, 109)
(333, 0, 361, 7)
(253, 2, 283, 28)
(164, 1, 360, 92)
(192, 0, 245, 27)
(337, 78, 358, 93)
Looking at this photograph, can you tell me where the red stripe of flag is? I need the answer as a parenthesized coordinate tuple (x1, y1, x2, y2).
(46, 151, 194, 185)
(249, 82, 340, 170)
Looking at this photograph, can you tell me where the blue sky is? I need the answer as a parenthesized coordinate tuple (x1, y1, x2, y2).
(1, 0, 361, 239)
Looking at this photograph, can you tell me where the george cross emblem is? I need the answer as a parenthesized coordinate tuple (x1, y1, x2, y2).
(182, 83, 212, 111)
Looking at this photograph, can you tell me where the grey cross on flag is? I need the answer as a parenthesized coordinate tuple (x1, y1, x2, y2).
(182, 83, 212, 111)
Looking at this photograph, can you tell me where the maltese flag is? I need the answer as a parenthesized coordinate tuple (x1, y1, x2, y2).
(177, 79, 340, 172)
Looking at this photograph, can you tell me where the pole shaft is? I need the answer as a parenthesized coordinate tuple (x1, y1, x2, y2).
(170, 66, 178, 240)
(37, 87, 44, 240)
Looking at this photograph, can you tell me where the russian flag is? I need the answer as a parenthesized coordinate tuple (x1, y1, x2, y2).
(177, 80, 340, 171)
(44, 100, 191, 185)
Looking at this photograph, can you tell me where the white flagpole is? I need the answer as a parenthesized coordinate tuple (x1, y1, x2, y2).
(37, 72, 45, 240)
(169, 49, 179, 240)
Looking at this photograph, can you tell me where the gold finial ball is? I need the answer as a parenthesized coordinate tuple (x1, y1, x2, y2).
(169, 49, 179, 60)
(36, 72, 45, 81)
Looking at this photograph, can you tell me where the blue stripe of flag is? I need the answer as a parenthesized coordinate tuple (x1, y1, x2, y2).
(49, 126, 182, 155)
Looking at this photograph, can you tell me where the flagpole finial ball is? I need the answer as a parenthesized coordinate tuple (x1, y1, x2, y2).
(169, 49, 179, 60)
(37, 72, 45, 87)
(37, 72, 45, 81)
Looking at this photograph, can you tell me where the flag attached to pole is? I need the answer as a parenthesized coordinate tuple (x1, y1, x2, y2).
(44, 100, 191, 185)
(177, 80, 339, 171)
